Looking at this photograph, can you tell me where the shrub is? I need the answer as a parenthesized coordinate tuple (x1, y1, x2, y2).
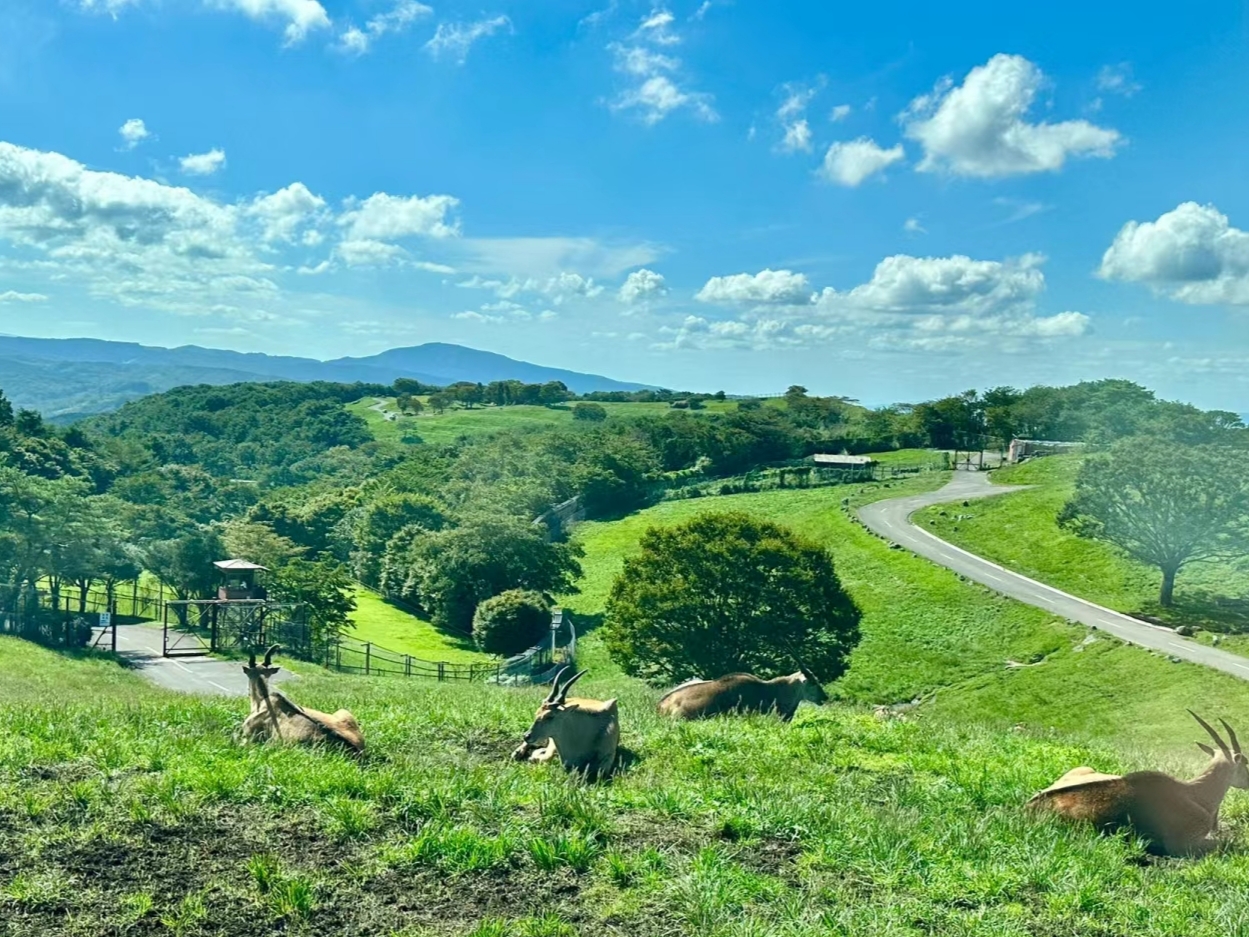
(604, 512, 861, 683)
(572, 403, 608, 423)
(473, 590, 552, 656)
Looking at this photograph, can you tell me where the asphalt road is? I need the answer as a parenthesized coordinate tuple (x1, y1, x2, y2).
(858, 470, 1249, 682)
(110, 622, 290, 697)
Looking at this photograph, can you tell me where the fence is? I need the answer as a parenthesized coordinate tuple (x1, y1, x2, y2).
(661, 459, 944, 501)
(325, 610, 576, 685)
(0, 600, 99, 651)
(26, 580, 166, 621)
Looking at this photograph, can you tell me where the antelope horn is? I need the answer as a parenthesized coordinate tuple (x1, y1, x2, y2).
(545, 666, 570, 703)
(1220, 718, 1241, 755)
(248, 651, 257, 669)
(555, 669, 588, 703)
(263, 645, 281, 668)
(1189, 710, 1231, 757)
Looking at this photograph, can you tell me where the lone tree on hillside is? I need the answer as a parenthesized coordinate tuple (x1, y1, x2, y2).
(1059, 438, 1249, 607)
(604, 512, 861, 683)
(473, 589, 552, 657)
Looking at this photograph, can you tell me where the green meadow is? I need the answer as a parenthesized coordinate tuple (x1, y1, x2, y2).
(6, 477, 1249, 934)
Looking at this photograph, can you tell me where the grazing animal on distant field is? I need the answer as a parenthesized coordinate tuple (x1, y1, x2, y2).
(240, 645, 365, 755)
(512, 667, 618, 778)
(656, 667, 827, 721)
(1027, 711, 1249, 857)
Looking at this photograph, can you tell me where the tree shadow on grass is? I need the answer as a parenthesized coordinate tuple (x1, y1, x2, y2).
(1130, 590, 1249, 634)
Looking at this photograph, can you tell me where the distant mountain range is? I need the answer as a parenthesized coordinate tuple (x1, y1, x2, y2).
(0, 335, 655, 419)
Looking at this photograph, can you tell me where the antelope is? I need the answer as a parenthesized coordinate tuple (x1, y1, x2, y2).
(1027, 711, 1249, 857)
(512, 667, 618, 779)
(656, 667, 827, 721)
(239, 645, 365, 755)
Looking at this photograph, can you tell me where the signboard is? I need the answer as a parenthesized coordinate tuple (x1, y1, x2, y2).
(99, 611, 111, 629)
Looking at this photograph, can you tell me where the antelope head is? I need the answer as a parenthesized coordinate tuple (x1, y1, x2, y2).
(1190, 710, 1249, 789)
(523, 666, 588, 745)
(242, 644, 282, 684)
(795, 661, 829, 705)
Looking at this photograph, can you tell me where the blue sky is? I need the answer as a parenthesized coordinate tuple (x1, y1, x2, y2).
(0, 0, 1247, 407)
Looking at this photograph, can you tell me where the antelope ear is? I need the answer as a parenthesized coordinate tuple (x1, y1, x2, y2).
(1198, 742, 1216, 757)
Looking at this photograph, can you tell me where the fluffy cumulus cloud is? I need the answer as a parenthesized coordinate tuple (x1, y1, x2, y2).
(424, 15, 511, 64)
(1099, 202, 1249, 305)
(248, 183, 327, 243)
(0, 138, 469, 322)
(180, 148, 227, 176)
(820, 137, 905, 186)
(666, 253, 1088, 353)
(903, 54, 1122, 178)
(619, 268, 667, 304)
(118, 119, 150, 150)
(695, 269, 813, 305)
(338, 0, 431, 55)
(208, 0, 330, 44)
(608, 10, 715, 124)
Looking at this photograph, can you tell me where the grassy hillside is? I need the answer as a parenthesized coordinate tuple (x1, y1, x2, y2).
(564, 477, 1249, 747)
(348, 587, 488, 663)
(913, 457, 1249, 637)
(348, 397, 740, 446)
(4, 635, 1249, 936)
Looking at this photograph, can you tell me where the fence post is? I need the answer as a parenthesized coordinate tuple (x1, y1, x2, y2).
(336, 643, 342, 671)
(438, 661, 445, 682)
(365, 642, 371, 675)
(405, 655, 412, 677)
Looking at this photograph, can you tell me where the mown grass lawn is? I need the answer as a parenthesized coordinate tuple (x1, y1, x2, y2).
(347, 587, 488, 664)
(5, 635, 1249, 937)
(912, 457, 1249, 644)
(348, 398, 739, 447)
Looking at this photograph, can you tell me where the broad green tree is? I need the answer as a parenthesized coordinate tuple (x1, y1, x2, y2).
(604, 512, 861, 683)
(269, 558, 357, 647)
(472, 589, 551, 656)
(1060, 438, 1249, 606)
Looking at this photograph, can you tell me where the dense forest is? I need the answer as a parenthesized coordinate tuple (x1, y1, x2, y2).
(1, 374, 1243, 652)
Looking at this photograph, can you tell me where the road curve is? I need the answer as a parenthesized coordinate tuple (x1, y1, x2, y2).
(111, 623, 291, 697)
(857, 471, 1249, 682)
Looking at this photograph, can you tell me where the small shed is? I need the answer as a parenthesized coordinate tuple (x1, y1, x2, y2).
(214, 559, 269, 601)
(812, 454, 877, 467)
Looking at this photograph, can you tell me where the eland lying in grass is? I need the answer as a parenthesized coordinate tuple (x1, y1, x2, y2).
(657, 667, 827, 721)
(1027, 711, 1248, 857)
(240, 645, 365, 755)
(512, 667, 618, 779)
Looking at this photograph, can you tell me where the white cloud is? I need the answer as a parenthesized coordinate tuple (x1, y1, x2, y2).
(337, 0, 431, 55)
(619, 268, 667, 304)
(207, 0, 331, 44)
(903, 54, 1122, 178)
(78, 0, 143, 14)
(118, 119, 150, 150)
(775, 81, 821, 154)
(248, 182, 326, 243)
(424, 15, 511, 64)
(903, 217, 926, 235)
(1097, 62, 1142, 97)
(608, 12, 715, 124)
(668, 252, 1089, 353)
(336, 239, 406, 265)
(1099, 202, 1249, 305)
(779, 119, 812, 153)
(830, 104, 851, 122)
(993, 197, 1050, 224)
(0, 290, 48, 303)
(696, 269, 813, 306)
(819, 138, 905, 186)
(0, 139, 273, 313)
(338, 192, 460, 241)
(180, 148, 227, 176)
(454, 236, 662, 280)
(635, 8, 678, 44)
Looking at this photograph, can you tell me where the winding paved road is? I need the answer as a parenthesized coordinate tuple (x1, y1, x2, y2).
(858, 470, 1249, 682)
(110, 623, 290, 697)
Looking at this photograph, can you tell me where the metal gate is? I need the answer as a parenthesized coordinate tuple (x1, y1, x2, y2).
(163, 600, 301, 658)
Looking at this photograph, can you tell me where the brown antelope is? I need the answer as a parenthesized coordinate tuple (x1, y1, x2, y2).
(512, 667, 618, 778)
(657, 667, 827, 721)
(1027, 711, 1249, 857)
(240, 645, 365, 755)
